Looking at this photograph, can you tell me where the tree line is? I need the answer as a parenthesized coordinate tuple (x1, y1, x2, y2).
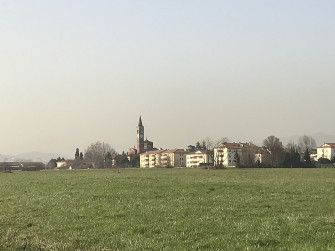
(47, 141, 139, 169)
(190, 134, 330, 168)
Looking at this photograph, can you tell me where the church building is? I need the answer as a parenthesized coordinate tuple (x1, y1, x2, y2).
(137, 116, 154, 154)
(129, 116, 155, 155)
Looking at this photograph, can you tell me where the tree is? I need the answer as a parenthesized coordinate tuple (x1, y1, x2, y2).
(115, 152, 129, 167)
(46, 159, 57, 169)
(84, 142, 117, 168)
(187, 145, 196, 152)
(203, 137, 228, 167)
(201, 140, 207, 150)
(104, 151, 113, 168)
(46, 157, 64, 169)
(75, 148, 80, 160)
(129, 154, 140, 167)
(298, 135, 316, 155)
(240, 143, 258, 168)
(303, 148, 314, 167)
(212, 137, 230, 168)
(263, 135, 284, 167)
(283, 142, 302, 168)
(192, 137, 230, 168)
(233, 151, 240, 167)
(318, 158, 331, 164)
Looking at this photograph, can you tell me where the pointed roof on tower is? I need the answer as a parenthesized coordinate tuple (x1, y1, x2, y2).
(138, 116, 143, 127)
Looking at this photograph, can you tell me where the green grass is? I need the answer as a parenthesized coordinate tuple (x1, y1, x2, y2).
(1, 168, 335, 250)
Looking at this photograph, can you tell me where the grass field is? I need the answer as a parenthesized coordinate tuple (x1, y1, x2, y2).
(1, 168, 335, 250)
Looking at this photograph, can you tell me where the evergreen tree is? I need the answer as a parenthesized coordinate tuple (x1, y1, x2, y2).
(234, 151, 240, 167)
(283, 144, 302, 168)
(115, 153, 129, 167)
(75, 148, 80, 159)
(201, 140, 207, 150)
(303, 148, 313, 167)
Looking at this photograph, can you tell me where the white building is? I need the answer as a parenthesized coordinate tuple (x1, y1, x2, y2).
(214, 142, 244, 167)
(140, 149, 187, 168)
(317, 143, 335, 161)
(186, 150, 213, 168)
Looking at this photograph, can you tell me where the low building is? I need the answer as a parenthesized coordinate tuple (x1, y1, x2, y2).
(317, 143, 335, 161)
(186, 150, 213, 168)
(310, 149, 318, 162)
(128, 147, 137, 155)
(140, 149, 187, 168)
(56, 159, 95, 169)
(0, 162, 45, 171)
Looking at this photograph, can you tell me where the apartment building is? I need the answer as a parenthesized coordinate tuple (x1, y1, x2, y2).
(186, 150, 212, 168)
(214, 142, 244, 167)
(140, 149, 187, 168)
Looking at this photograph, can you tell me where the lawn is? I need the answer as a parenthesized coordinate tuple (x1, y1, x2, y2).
(0, 168, 335, 250)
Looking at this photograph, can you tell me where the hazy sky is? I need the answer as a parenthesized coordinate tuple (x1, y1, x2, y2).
(1, 0, 334, 156)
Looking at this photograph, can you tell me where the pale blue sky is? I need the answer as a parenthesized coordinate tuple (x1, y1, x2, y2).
(0, 1, 334, 155)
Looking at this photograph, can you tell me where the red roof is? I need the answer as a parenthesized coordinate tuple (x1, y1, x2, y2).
(186, 150, 210, 155)
(164, 149, 187, 154)
(141, 150, 166, 155)
(319, 143, 335, 148)
(216, 142, 245, 149)
(141, 149, 187, 155)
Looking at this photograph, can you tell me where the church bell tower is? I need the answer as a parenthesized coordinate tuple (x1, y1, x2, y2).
(137, 116, 144, 154)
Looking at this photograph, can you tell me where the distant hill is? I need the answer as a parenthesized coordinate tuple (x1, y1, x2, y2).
(280, 133, 335, 147)
(0, 152, 72, 163)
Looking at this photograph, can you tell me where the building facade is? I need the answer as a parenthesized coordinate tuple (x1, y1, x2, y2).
(214, 142, 244, 167)
(317, 143, 335, 161)
(140, 149, 187, 168)
(186, 150, 213, 168)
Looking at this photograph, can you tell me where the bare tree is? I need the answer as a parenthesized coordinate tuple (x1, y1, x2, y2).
(204, 137, 229, 166)
(283, 142, 302, 168)
(263, 135, 284, 167)
(241, 143, 258, 167)
(298, 135, 316, 153)
(215, 137, 229, 146)
(84, 142, 117, 168)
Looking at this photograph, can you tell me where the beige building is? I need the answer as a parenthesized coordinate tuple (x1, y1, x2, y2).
(140, 149, 187, 168)
(140, 150, 165, 168)
(186, 150, 213, 168)
(317, 143, 335, 161)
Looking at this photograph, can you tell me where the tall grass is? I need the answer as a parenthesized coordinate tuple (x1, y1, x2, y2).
(0, 168, 335, 250)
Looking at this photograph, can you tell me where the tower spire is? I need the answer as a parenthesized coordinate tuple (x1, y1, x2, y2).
(137, 116, 144, 154)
